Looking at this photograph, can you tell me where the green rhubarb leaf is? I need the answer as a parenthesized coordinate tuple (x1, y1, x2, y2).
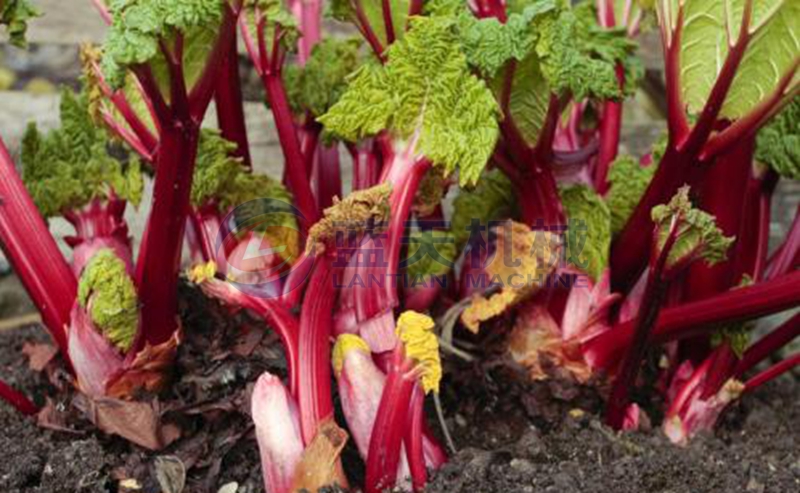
(661, 0, 800, 120)
(21, 89, 143, 218)
(101, 0, 225, 89)
(284, 38, 363, 117)
(606, 154, 657, 235)
(560, 184, 611, 281)
(192, 129, 296, 214)
(651, 186, 734, 270)
(78, 249, 139, 352)
(533, 1, 641, 100)
(404, 228, 458, 279)
(242, 0, 300, 57)
(329, 0, 410, 46)
(0, 0, 38, 47)
(428, 0, 556, 77)
(450, 169, 517, 249)
(755, 98, 799, 180)
(319, 16, 500, 186)
(191, 129, 245, 208)
(494, 51, 552, 145)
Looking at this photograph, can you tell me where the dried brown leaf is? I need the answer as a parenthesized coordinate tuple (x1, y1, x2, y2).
(105, 330, 180, 399)
(22, 341, 58, 372)
(74, 394, 180, 450)
(291, 419, 350, 492)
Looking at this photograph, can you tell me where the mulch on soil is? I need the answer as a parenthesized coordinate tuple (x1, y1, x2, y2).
(0, 284, 798, 493)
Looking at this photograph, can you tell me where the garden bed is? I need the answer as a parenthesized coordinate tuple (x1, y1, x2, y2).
(1, 287, 797, 493)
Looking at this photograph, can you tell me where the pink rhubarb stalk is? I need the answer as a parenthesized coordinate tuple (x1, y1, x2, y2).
(251, 372, 305, 493)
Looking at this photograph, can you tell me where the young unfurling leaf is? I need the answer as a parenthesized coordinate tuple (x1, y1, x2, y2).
(651, 186, 735, 272)
(319, 16, 500, 186)
(307, 183, 392, 251)
(77, 249, 139, 352)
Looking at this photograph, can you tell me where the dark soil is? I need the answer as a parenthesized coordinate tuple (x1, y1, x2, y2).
(1, 287, 798, 493)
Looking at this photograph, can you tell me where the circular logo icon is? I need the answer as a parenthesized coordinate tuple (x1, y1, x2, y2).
(216, 197, 315, 299)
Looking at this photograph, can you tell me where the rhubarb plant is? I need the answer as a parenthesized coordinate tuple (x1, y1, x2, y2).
(0, 0, 798, 491)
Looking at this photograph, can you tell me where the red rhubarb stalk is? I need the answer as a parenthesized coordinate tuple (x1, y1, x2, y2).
(734, 312, 800, 379)
(583, 271, 800, 370)
(0, 378, 38, 416)
(765, 206, 800, 280)
(743, 353, 800, 391)
(261, 69, 319, 234)
(136, 122, 200, 346)
(403, 385, 427, 492)
(365, 353, 416, 493)
(611, 0, 756, 290)
(0, 138, 76, 354)
(214, 31, 252, 167)
(606, 218, 677, 429)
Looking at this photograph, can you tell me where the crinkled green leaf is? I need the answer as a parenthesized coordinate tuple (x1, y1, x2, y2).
(329, 0, 409, 46)
(534, 1, 641, 100)
(192, 129, 296, 228)
(319, 16, 500, 186)
(659, 0, 799, 119)
(560, 184, 611, 281)
(284, 38, 363, 117)
(443, 0, 557, 77)
(606, 154, 657, 235)
(651, 186, 734, 270)
(755, 98, 799, 180)
(101, 0, 225, 89)
(0, 0, 38, 47)
(192, 129, 294, 213)
(404, 228, 458, 278)
(450, 168, 517, 249)
(191, 129, 245, 208)
(78, 249, 139, 352)
(21, 89, 143, 218)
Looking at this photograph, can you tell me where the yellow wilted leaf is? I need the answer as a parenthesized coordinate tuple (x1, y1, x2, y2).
(461, 221, 561, 333)
(396, 311, 441, 394)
